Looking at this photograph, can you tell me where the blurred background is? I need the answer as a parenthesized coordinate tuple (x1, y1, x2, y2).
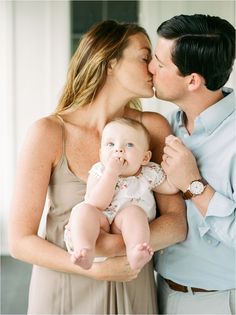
(1, 0, 235, 313)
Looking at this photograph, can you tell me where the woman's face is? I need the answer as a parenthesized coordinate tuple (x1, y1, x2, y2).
(110, 33, 154, 99)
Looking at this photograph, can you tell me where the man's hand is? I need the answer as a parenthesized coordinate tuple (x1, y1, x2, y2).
(161, 135, 201, 192)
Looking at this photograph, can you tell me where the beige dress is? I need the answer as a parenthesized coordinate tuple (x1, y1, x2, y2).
(27, 116, 157, 314)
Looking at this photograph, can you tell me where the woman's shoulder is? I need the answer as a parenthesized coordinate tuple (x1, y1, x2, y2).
(28, 115, 63, 140)
(141, 111, 170, 130)
(127, 108, 171, 137)
(26, 115, 64, 162)
(125, 107, 170, 127)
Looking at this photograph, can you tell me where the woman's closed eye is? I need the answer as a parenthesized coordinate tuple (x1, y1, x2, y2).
(142, 54, 151, 64)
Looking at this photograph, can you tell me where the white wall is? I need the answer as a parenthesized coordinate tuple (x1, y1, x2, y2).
(1, 0, 70, 254)
(139, 0, 236, 114)
(1, 0, 235, 254)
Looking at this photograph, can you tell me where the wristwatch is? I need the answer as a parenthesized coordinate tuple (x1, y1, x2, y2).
(183, 178, 208, 200)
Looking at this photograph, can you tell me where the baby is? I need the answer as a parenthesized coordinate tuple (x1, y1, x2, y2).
(64, 118, 178, 270)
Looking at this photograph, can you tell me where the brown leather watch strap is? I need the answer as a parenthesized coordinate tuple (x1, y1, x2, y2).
(183, 178, 208, 200)
(183, 190, 193, 200)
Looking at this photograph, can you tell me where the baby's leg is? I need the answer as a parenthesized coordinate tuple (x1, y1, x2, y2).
(68, 203, 109, 269)
(112, 206, 153, 270)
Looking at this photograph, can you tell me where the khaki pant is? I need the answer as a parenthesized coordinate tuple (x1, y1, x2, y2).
(157, 274, 236, 314)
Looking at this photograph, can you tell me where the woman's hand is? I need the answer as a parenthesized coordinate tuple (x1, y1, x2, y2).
(90, 256, 140, 282)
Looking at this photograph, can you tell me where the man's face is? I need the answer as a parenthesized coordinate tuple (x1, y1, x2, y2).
(148, 37, 188, 103)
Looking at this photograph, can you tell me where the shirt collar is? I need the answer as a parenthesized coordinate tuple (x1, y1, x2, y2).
(176, 87, 235, 135)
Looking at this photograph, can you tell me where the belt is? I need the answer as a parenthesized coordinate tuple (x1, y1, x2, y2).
(164, 278, 217, 293)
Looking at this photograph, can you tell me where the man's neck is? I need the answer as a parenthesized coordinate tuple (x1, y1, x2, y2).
(183, 89, 224, 134)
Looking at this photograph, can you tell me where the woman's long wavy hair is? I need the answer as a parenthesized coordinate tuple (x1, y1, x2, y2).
(55, 20, 150, 114)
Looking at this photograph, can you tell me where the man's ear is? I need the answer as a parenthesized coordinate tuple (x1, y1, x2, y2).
(107, 58, 117, 75)
(142, 150, 152, 165)
(187, 73, 204, 92)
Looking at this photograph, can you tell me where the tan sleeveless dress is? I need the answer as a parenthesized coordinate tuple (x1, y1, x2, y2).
(27, 116, 157, 314)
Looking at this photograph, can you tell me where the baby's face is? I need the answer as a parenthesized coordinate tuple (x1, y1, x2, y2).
(100, 122, 151, 176)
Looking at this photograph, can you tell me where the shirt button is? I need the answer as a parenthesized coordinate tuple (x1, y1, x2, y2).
(208, 240, 212, 244)
(183, 133, 188, 138)
(160, 250, 164, 254)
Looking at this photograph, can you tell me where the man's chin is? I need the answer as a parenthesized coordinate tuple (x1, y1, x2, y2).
(154, 90, 164, 100)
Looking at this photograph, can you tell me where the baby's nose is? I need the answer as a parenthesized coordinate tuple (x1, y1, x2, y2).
(115, 148, 124, 153)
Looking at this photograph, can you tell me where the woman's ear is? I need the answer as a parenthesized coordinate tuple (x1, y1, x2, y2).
(107, 58, 117, 75)
(142, 150, 152, 165)
(187, 73, 205, 91)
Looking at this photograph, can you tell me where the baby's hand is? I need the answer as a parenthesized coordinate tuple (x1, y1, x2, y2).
(106, 155, 127, 176)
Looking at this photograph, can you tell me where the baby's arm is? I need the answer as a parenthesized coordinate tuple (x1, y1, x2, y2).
(153, 176, 179, 195)
(85, 157, 125, 210)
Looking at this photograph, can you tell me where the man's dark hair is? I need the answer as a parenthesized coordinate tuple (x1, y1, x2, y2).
(157, 14, 235, 90)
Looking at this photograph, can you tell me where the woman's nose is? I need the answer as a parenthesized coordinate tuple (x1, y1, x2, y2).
(148, 58, 154, 74)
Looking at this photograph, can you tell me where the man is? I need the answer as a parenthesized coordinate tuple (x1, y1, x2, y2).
(149, 14, 235, 314)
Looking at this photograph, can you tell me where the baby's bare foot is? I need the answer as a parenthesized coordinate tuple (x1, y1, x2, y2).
(127, 243, 154, 270)
(71, 248, 94, 270)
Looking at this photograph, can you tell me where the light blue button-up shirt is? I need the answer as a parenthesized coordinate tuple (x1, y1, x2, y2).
(154, 87, 236, 290)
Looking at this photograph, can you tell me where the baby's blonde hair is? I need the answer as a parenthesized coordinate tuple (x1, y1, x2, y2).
(105, 118, 151, 148)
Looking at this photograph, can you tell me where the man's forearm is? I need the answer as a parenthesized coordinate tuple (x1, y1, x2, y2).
(95, 231, 125, 257)
(150, 193, 187, 251)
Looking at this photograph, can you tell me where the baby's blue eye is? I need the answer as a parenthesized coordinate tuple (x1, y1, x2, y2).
(107, 142, 114, 147)
(126, 143, 134, 148)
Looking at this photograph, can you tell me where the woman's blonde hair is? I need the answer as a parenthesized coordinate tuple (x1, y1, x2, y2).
(55, 20, 150, 114)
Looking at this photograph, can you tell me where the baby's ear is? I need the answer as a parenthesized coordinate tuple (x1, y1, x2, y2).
(142, 150, 152, 165)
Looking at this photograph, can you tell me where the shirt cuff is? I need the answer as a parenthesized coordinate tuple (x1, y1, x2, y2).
(206, 191, 235, 218)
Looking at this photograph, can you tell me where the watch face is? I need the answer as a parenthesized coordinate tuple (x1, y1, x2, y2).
(190, 181, 204, 195)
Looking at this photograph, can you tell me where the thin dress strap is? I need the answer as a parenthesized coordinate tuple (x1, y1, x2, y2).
(55, 114, 66, 156)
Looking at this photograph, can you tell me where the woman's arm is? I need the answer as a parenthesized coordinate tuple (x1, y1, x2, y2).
(8, 117, 137, 281)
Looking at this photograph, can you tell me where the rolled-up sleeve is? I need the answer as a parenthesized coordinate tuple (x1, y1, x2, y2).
(204, 192, 236, 249)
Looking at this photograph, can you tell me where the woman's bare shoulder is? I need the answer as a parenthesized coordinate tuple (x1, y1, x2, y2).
(29, 115, 61, 132)
(125, 108, 171, 138)
(24, 115, 63, 162)
(142, 111, 171, 133)
(27, 115, 63, 143)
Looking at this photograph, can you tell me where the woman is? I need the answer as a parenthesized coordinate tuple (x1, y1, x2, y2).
(9, 20, 186, 314)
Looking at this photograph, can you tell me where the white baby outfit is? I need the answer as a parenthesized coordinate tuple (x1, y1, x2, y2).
(86, 161, 166, 224)
(64, 161, 166, 253)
